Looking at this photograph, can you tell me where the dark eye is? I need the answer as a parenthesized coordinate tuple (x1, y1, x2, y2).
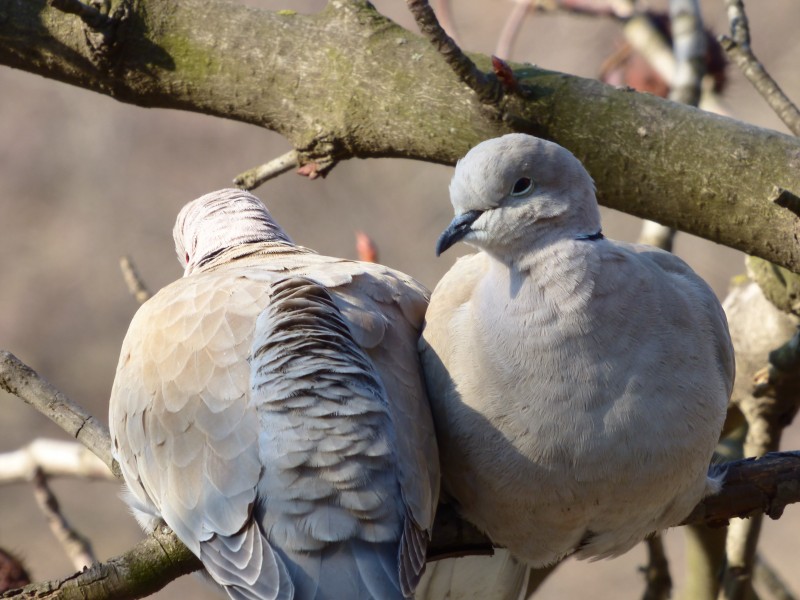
(185, 252, 190, 264)
(511, 177, 534, 196)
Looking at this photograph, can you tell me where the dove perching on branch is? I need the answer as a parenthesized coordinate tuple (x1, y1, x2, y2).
(420, 134, 734, 566)
(109, 189, 440, 600)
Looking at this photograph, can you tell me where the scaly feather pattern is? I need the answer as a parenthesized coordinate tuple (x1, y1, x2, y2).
(110, 189, 439, 599)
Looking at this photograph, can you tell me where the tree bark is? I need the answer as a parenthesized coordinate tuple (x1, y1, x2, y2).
(4, 451, 800, 600)
(1, 0, 800, 270)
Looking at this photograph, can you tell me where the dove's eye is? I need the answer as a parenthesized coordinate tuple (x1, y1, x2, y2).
(510, 177, 534, 197)
(185, 252, 190, 264)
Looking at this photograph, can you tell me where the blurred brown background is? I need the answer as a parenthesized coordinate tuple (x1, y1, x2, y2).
(2, 1, 800, 597)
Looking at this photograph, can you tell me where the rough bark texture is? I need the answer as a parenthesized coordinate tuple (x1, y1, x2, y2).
(3, 451, 799, 600)
(0, 527, 201, 600)
(1, 0, 800, 270)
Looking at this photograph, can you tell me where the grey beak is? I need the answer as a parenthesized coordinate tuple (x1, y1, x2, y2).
(435, 210, 483, 256)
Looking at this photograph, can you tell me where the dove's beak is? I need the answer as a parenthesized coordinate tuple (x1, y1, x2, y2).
(436, 210, 483, 256)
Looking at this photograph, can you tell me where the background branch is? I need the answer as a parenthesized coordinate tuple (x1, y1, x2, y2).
(32, 469, 97, 571)
(0, 439, 112, 483)
(119, 256, 152, 304)
(720, 0, 800, 136)
(0, 352, 117, 476)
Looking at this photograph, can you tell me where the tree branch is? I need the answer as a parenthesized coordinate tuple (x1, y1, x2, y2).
(719, 0, 800, 137)
(2, 1, 800, 270)
(119, 256, 152, 304)
(233, 150, 299, 191)
(2, 451, 799, 600)
(0, 352, 118, 477)
(0, 439, 112, 483)
(3, 350, 800, 598)
(32, 469, 97, 571)
(405, 0, 502, 105)
(0, 526, 201, 600)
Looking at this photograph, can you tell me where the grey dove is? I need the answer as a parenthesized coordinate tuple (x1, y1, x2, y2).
(109, 189, 440, 600)
(420, 133, 734, 566)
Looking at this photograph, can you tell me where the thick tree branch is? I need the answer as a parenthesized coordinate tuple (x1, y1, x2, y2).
(3, 451, 800, 600)
(0, 526, 201, 600)
(2, 0, 800, 270)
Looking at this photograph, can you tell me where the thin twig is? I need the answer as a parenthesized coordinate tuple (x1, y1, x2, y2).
(0, 351, 117, 476)
(32, 469, 96, 570)
(754, 555, 797, 600)
(533, 0, 628, 18)
(0, 439, 113, 483)
(431, 0, 459, 45)
(719, 329, 800, 600)
(725, 0, 749, 48)
(641, 535, 672, 600)
(406, 0, 502, 104)
(719, 0, 800, 136)
(233, 150, 299, 191)
(119, 256, 151, 304)
(496, 0, 532, 60)
(668, 0, 705, 106)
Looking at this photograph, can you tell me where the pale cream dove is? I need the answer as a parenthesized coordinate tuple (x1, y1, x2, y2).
(420, 133, 734, 566)
(109, 189, 439, 599)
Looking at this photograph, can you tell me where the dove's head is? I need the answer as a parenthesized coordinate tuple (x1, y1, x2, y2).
(437, 134, 602, 260)
(174, 189, 293, 275)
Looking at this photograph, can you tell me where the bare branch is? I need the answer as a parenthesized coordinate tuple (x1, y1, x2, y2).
(641, 535, 672, 600)
(2, 0, 800, 270)
(0, 352, 117, 477)
(754, 556, 797, 600)
(668, 0, 705, 106)
(496, 0, 532, 60)
(534, 0, 628, 18)
(724, 0, 750, 48)
(430, 0, 460, 44)
(719, 1, 800, 136)
(233, 150, 299, 191)
(683, 451, 800, 527)
(119, 256, 151, 305)
(32, 469, 96, 571)
(0, 439, 113, 483)
(0, 527, 201, 600)
(405, 0, 502, 104)
(1, 450, 798, 600)
(720, 325, 800, 600)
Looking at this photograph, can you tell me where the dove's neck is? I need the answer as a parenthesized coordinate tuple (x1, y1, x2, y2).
(486, 236, 599, 307)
